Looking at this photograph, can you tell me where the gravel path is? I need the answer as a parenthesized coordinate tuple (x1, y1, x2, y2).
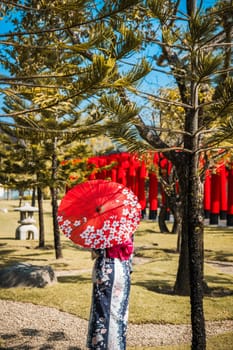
(1, 299, 233, 349)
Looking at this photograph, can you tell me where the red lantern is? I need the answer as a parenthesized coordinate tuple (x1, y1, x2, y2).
(137, 161, 147, 217)
(227, 166, 233, 226)
(127, 155, 139, 192)
(219, 164, 228, 219)
(210, 172, 220, 225)
(204, 169, 211, 219)
(149, 172, 158, 220)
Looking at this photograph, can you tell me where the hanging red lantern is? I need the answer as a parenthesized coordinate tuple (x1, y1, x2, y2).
(219, 163, 228, 220)
(227, 166, 233, 227)
(209, 171, 220, 225)
(149, 172, 158, 220)
(204, 169, 211, 219)
(127, 156, 138, 192)
(137, 160, 147, 218)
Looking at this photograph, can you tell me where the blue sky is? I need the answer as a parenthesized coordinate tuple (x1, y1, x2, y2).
(0, 15, 14, 114)
(0, 19, 12, 75)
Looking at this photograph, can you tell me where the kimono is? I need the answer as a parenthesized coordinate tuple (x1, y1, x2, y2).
(86, 240, 133, 350)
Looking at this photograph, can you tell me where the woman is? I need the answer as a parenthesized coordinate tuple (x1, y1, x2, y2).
(86, 238, 134, 350)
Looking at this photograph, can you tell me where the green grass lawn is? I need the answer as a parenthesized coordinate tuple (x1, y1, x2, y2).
(0, 199, 233, 349)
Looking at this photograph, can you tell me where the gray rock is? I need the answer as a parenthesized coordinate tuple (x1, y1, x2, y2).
(0, 262, 57, 288)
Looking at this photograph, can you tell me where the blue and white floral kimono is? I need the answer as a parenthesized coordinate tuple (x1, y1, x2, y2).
(86, 248, 133, 350)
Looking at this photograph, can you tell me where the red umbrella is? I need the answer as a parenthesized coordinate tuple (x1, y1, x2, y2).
(58, 179, 141, 249)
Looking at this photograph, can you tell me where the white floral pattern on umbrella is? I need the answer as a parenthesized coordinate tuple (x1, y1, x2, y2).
(58, 180, 141, 249)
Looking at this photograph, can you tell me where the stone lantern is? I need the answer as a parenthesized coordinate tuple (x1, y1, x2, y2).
(14, 203, 39, 240)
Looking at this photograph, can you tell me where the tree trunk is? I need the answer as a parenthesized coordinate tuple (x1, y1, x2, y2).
(172, 205, 182, 252)
(174, 215, 190, 295)
(172, 151, 206, 347)
(31, 187, 36, 206)
(50, 185, 63, 259)
(158, 181, 182, 252)
(18, 190, 23, 206)
(37, 186, 45, 248)
(51, 145, 63, 259)
(188, 152, 206, 349)
(171, 154, 190, 295)
(158, 206, 170, 232)
(176, 223, 182, 253)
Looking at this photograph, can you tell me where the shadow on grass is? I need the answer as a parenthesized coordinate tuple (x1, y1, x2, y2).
(144, 228, 161, 234)
(163, 248, 178, 254)
(212, 252, 233, 262)
(0, 327, 82, 349)
(204, 274, 233, 297)
(205, 286, 233, 297)
(133, 279, 175, 295)
(206, 273, 233, 284)
(57, 275, 90, 283)
(0, 245, 55, 268)
(0, 259, 29, 269)
(135, 246, 177, 254)
(51, 262, 71, 269)
(0, 249, 17, 256)
(60, 241, 87, 251)
(0, 256, 50, 268)
(23, 252, 51, 258)
(35, 245, 54, 251)
(0, 237, 16, 240)
(205, 249, 233, 262)
(206, 226, 233, 232)
(134, 275, 233, 297)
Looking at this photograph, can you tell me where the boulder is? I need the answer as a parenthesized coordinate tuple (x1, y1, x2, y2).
(0, 263, 57, 288)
